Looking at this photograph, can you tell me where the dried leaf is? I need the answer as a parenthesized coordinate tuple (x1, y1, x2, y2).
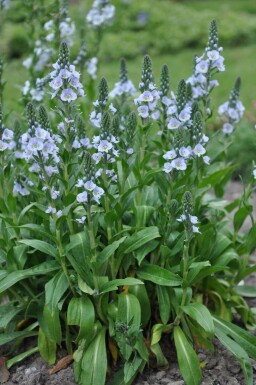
(108, 337, 118, 365)
(49, 355, 73, 375)
(0, 357, 10, 384)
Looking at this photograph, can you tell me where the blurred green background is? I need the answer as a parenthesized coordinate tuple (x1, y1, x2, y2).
(0, 0, 256, 176)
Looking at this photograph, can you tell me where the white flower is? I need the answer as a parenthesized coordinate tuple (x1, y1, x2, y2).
(77, 191, 88, 203)
(193, 144, 206, 157)
(207, 50, 220, 61)
(163, 150, 177, 160)
(171, 157, 187, 170)
(195, 60, 209, 74)
(138, 105, 149, 118)
(98, 140, 113, 153)
(163, 162, 173, 173)
(167, 117, 181, 130)
(179, 146, 191, 159)
(222, 123, 233, 135)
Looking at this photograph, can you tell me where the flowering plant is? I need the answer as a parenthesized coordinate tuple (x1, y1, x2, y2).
(0, 9, 256, 385)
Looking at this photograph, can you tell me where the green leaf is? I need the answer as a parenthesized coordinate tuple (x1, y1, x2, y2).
(117, 293, 141, 328)
(67, 297, 95, 341)
(42, 306, 62, 345)
(128, 284, 151, 328)
(7, 347, 39, 369)
(0, 261, 59, 293)
(81, 327, 107, 385)
(156, 286, 170, 324)
(215, 328, 253, 385)
(134, 240, 159, 265)
(18, 239, 58, 259)
(97, 236, 127, 265)
(182, 303, 214, 335)
(0, 330, 38, 346)
(38, 328, 56, 365)
(45, 271, 69, 314)
(236, 285, 256, 297)
(137, 264, 182, 286)
(213, 315, 256, 359)
(124, 355, 143, 384)
(118, 227, 161, 255)
(0, 304, 21, 328)
(134, 205, 155, 227)
(234, 207, 250, 232)
(174, 326, 202, 385)
(100, 278, 143, 294)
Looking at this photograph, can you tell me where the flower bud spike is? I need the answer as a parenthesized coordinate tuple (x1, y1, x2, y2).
(186, 83, 193, 103)
(193, 110, 203, 140)
(176, 79, 186, 114)
(84, 152, 95, 181)
(0, 103, 4, 136)
(75, 115, 86, 137)
(120, 58, 128, 84)
(13, 119, 22, 143)
(58, 41, 70, 68)
(38, 106, 51, 131)
(191, 101, 199, 118)
(174, 127, 185, 150)
(207, 19, 218, 51)
(140, 55, 154, 92)
(98, 77, 108, 111)
(101, 111, 111, 136)
(229, 77, 241, 108)
(127, 111, 137, 133)
(112, 114, 120, 137)
(26, 102, 37, 133)
(169, 199, 179, 216)
(182, 191, 193, 216)
(160, 64, 170, 97)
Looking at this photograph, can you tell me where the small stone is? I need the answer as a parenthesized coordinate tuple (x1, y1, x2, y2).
(156, 370, 166, 380)
(227, 379, 240, 385)
(206, 357, 217, 369)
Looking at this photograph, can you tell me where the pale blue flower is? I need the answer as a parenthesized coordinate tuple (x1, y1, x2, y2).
(77, 191, 88, 203)
(193, 144, 206, 157)
(60, 88, 77, 102)
(172, 157, 187, 170)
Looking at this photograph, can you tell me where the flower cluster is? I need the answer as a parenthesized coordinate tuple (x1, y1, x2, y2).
(76, 153, 104, 205)
(110, 58, 136, 98)
(45, 17, 75, 47)
(163, 111, 210, 173)
(186, 20, 224, 101)
(0, 106, 15, 152)
(23, 40, 55, 73)
(134, 55, 160, 121)
(17, 104, 60, 176)
(13, 179, 33, 197)
(178, 191, 201, 235)
(90, 77, 117, 128)
(162, 80, 193, 132)
(86, 0, 115, 29)
(218, 77, 245, 135)
(49, 42, 84, 102)
(91, 112, 119, 173)
(22, 76, 50, 102)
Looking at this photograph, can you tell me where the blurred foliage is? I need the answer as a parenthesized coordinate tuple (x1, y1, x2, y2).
(97, 0, 256, 60)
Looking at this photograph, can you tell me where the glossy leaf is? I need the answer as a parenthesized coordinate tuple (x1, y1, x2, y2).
(215, 328, 253, 385)
(67, 297, 95, 341)
(156, 286, 170, 324)
(174, 326, 202, 385)
(38, 328, 56, 365)
(124, 355, 143, 384)
(137, 264, 182, 286)
(100, 277, 143, 294)
(45, 271, 69, 314)
(97, 236, 127, 265)
(0, 261, 59, 293)
(118, 227, 160, 255)
(0, 330, 38, 346)
(213, 315, 256, 359)
(18, 239, 58, 259)
(128, 284, 151, 327)
(81, 327, 107, 385)
(182, 303, 214, 335)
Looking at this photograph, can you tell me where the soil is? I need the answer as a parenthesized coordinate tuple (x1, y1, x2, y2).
(1, 181, 256, 385)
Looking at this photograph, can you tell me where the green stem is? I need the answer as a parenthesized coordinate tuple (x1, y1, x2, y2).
(56, 228, 76, 296)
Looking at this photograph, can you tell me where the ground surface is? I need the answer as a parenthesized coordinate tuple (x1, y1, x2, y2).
(1, 181, 256, 385)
